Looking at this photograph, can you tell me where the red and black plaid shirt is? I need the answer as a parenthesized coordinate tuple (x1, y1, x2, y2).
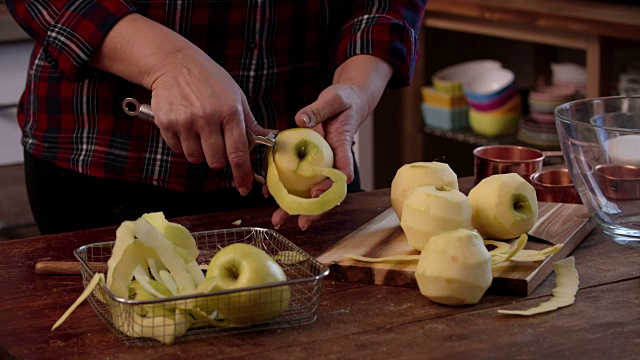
(7, 0, 427, 192)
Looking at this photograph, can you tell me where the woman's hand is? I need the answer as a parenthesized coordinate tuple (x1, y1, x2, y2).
(271, 55, 393, 230)
(91, 13, 270, 196)
(149, 47, 270, 195)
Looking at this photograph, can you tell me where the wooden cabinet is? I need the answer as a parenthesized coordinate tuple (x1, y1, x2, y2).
(372, 0, 640, 188)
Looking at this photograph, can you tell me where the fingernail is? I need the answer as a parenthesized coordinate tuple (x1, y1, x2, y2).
(311, 190, 322, 198)
(238, 187, 249, 196)
(300, 113, 310, 126)
(274, 223, 280, 230)
(300, 223, 308, 231)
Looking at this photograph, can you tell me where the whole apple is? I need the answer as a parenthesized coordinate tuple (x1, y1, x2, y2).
(391, 162, 458, 220)
(266, 128, 347, 215)
(204, 243, 290, 325)
(400, 185, 472, 251)
(271, 128, 334, 197)
(468, 173, 538, 239)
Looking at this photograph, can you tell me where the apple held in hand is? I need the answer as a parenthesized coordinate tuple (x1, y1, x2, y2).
(400, 186, 472, 251)
(266, 128, 347, 215)
(204, 243, 290, 325)
(415, 228, 492, 306)
(468, 173, 538, 240)
(391, 162, 458, 220)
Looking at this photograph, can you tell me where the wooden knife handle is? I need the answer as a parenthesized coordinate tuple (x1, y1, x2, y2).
(35, 261, 106, 275)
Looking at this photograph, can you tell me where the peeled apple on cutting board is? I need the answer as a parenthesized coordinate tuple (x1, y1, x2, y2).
(51, 212, 290, 345)
(346, 164, 577, 310)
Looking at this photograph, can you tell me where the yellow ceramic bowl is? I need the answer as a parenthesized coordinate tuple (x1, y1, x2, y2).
(421, 86, 468, 108)
(469, 108, 520, 138)
(433, 78, 464, 96)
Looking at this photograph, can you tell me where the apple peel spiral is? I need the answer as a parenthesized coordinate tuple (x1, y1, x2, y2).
(266, 128, 347, 215)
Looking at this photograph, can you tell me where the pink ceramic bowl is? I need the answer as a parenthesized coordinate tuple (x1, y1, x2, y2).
(467, 86, 518, 112)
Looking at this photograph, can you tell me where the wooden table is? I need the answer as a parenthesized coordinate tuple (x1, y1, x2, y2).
(1, 178, 639, 359)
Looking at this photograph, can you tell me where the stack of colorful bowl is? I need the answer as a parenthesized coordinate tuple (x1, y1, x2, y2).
(519, 85, 578, 147)
(551, 62, 586, 98)
(423, 59, 503, 131)
(618, 61, 640, 96)
(420, 86, 469, 131)
(463, 67, 522, 138)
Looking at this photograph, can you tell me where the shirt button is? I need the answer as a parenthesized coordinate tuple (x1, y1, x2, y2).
(247, 95, 253, 105)
(247, 40, 257, 49)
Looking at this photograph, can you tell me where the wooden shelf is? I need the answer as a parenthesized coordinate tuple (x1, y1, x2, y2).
(424, 0, 640, 99)
(426, 0, 640, 42)
(373, 0, 640, 187)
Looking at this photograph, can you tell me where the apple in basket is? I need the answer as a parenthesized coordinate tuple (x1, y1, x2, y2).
(204, 243, 291, 325)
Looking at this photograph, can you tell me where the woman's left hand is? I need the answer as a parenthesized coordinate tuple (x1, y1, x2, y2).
(270, 55, 393, 230)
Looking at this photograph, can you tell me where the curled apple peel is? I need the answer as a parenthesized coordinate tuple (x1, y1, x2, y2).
(266, 128, 347, 215)
(498, 256, 579, 315)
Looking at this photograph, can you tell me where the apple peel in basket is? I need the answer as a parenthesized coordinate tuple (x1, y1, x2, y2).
(52, 212, 294, 345)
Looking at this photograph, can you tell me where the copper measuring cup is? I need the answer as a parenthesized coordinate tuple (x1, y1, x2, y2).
(530, 167, 581, 204)
(473, 145, 563, 185)
(121, 98, 276, 183)
(594, 164, 640, 200)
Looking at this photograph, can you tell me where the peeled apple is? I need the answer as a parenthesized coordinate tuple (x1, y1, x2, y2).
(415, 228, 492, 306)
(266, 128, 347, 215)
(400, 186, 472, 251)
(468, 173, 538, 240)
(391, 162, 458, 220)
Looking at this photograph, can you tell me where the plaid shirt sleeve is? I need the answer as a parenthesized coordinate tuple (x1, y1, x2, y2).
(6, 0, 136, 81)
(330, 0, 427, 89)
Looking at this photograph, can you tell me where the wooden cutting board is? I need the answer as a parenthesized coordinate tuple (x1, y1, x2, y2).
(317, 202, 596, 296)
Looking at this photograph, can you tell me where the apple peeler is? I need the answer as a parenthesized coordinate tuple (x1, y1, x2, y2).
(122, 98, 277, 183)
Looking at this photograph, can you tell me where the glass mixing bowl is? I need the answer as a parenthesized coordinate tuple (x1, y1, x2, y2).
(555, 96, 640, 245)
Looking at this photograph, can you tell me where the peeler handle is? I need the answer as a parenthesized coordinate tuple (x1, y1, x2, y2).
(121, 97, 276, 184)
(122, 98, 155, 123)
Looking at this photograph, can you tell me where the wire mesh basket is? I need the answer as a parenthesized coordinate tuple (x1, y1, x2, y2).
(74, 227, 329, 346)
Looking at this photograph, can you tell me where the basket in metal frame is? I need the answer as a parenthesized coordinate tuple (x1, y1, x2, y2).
(74, 227, 329, 346)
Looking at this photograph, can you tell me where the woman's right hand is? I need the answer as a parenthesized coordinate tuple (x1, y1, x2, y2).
(91, 13, 269, 196)
(148, 46, 269, 196)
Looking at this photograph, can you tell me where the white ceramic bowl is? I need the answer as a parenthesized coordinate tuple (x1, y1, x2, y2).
(551, 63, 586, 84)
(432, 59, 502, 95)
(463, 67, 515, 97)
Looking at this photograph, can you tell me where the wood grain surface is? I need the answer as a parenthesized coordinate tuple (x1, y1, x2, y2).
(0, 182, 638, 360)
(317, 202, 595, 296)
(426, 0, 640, 41)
